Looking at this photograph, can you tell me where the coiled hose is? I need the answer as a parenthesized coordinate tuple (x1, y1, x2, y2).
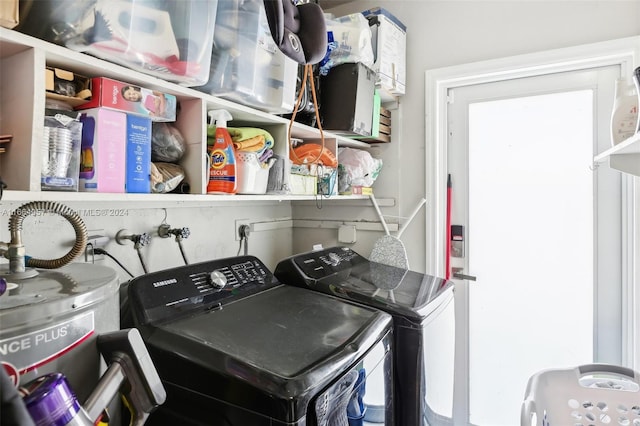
(9, 201, 88, 269)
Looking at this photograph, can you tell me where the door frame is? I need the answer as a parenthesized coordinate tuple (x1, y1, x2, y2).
(425, 36, 640, 370)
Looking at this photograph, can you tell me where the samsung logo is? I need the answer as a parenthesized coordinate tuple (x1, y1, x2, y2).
(153, 278, 178, 288)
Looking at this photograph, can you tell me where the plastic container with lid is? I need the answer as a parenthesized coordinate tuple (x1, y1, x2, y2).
(194, 0, 297, 113)
(17, 0, 218, 87)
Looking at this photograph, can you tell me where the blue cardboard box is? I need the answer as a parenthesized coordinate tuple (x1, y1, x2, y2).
(125, 115, 151, 193)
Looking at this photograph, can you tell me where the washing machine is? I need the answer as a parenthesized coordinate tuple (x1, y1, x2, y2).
(126, 253, 395, 425)
(274, 246, 456, 426)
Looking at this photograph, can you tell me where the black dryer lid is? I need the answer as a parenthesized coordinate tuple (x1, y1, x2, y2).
(275, 246, 455, 323)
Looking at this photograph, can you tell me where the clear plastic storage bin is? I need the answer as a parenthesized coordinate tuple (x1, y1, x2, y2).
(195, 0, 297, 114)
(521, 364, 640, 426)
(17, 0, 218, 87)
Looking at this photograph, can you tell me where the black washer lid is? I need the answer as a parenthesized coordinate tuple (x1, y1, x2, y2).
(147, 285, 391, 395)
(274, 246, 454, 322)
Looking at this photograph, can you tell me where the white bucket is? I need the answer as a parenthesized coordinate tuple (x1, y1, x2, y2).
(236, 151, 272, 194)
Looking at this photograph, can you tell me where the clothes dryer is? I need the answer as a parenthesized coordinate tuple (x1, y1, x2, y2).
(275, 247, 455, 426)
(127, 254, 395, 425)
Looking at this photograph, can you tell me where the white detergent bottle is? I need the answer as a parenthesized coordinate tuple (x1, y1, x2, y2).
(610, 78, 638, 146)
(633, 66, 640, 133)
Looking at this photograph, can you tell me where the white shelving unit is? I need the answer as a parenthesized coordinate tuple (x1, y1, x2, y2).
(0, 27, 375, 203)
(594, 132, 640, 177)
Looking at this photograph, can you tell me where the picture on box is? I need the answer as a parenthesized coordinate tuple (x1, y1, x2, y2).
(120, 85, 172, 120)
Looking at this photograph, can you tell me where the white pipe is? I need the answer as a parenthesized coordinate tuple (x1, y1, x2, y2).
(397, 198, 427, 238)
(369, 194, 390, 236)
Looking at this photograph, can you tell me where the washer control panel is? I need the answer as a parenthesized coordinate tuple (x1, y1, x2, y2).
(128, 256, 275, 325)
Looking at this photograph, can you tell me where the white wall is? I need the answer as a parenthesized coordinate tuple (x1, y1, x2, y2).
(0, 201, 293, 282)
(2, 2, 638, 284)
(319, 0, 640, 273)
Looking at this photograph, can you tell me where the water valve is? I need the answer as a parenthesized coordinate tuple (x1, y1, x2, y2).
(115, 230, 152, 274)
(116, 230, 152, 248)
(158, 223, 191, 265)
(158, 224, 190, 241)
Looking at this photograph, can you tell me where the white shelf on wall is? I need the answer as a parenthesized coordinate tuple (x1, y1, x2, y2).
(594, 132, 640, 177)
(0, 190, 377, 205)
(0, 27, 375, 204)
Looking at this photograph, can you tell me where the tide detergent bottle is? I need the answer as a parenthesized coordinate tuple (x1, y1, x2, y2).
(207, 109, 236, 194)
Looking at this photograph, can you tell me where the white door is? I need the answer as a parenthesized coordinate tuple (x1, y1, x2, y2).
(446, 66, 624, 426)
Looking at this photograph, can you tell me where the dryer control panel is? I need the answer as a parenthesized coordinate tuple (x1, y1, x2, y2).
(275, 246, 455, 323)
(275, 246, 366, 283)
(128, 256, 277, 325)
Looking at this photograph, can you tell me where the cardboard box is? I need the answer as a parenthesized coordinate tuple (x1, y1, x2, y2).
(76, 77, 177, 122)
(125, 115, 151, 193)
(0, 0, 18, 29)
(79, 108, 127, 193)
(288, 174, 317, 195)
(339, 186, 373, 196)
(45, 67, 92, 108)
(362, 7, 406, 97)
(350, 92, 392, 144)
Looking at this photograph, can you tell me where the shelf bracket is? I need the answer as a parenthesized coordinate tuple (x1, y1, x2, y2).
(607, 154, 640, 177)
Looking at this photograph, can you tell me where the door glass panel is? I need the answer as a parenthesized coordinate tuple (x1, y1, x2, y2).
(467, 90, 594, 425)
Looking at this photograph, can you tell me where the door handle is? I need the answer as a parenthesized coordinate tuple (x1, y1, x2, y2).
(452, 267, 477, 281)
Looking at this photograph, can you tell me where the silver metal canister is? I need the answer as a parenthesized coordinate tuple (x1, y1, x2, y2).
(0, 263, 119, 403)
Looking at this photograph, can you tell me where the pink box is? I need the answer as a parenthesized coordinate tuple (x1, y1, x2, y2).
(79, 108, 126, 192)
(75, 77, 177, 122)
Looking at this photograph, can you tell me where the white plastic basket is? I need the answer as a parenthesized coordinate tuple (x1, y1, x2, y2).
(521, 364, 640, 426)
(236, 151, 270, 194)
